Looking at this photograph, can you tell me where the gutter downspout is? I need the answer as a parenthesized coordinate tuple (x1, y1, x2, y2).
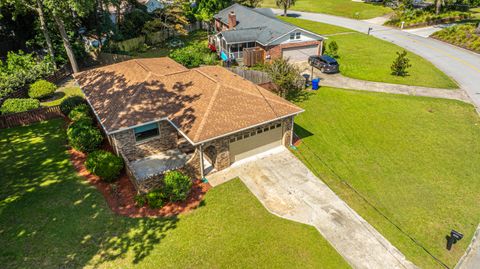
(199, 144, 205, 179)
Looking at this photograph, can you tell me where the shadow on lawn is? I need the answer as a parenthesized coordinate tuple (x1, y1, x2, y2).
(0, 119, 178, 268)
(294, 123, 314, 139)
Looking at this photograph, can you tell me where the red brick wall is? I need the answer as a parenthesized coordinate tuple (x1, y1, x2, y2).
(262, 40, 322, 59)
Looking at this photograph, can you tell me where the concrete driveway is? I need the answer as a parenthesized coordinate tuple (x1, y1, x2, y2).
(207, 147, 417, 269)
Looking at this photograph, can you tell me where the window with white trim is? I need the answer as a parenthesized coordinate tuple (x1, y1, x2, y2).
(289, 33, 295, 40)
(295, 32, 301, 39)
(134, 123, 159, 142)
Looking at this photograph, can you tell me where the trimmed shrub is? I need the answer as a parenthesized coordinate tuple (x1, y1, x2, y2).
(325, 41, 339, 58)
(391, 50, 411, 77)
(85, 150, 124, 182)
(68, 104, 92, 124)
(146, 189, 165, 208)
(0, 98, 40, 114)
(67, 121, 103, 152)
(28, 79, 57, 99)
(60, 95, 86, 116)
(134, 194, 147, 207)
(163, 170, 192, 202)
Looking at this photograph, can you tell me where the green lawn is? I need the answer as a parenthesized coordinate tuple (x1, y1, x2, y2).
(281, 17, 458, 89)
(293, 87, 480, 268)
(261, 0, 392, 19)
(0, 119, 349, 269)
(41, 85, 83, 107)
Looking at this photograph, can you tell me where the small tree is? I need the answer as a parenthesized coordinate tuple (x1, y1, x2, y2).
(391, 50, 411, 77)
(325, 41, 339, 58)
(265, 58, 303, 99)
(276, 0, 296, 16)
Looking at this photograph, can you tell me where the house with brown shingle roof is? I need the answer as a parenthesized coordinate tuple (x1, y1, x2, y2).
(75, 57, 303, 192)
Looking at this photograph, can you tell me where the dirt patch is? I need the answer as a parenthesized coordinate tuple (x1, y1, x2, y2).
(69, 148, 211, 218)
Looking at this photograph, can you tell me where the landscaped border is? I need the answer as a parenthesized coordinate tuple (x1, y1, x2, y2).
(69, 147, 211, 218)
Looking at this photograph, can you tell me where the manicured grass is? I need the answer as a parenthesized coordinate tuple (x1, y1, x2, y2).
(41, 85, 83, 107)
(293, 87, 480, 268)
(261, 0, 392, 19)
(281, 17, 458, 89)
(0, 119, 349, 268)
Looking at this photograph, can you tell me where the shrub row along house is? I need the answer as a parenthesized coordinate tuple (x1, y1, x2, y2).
(209, 3, 325, 65)
(75, 57, 303, 192)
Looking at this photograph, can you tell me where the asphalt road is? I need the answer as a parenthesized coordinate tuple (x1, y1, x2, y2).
(267, 8, 480, 110)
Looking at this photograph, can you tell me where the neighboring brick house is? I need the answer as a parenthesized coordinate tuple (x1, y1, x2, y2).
(210, 3, 325, 63)
(75, 58, 303, 192)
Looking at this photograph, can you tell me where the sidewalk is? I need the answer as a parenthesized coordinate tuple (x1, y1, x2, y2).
(297, 62, 471, 104)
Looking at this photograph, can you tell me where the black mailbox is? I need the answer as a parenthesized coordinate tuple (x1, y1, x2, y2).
(447, 230, 463, 250)
(451, 230, 463, 241)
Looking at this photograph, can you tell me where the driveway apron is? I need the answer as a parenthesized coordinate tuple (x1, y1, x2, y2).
(208, 148, 417, 269)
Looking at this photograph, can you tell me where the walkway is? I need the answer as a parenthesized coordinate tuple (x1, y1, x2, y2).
(208, 147, 417, 269)
(296, 62, 471, 103)
(267, 8, 480, 111)
(456, 225, 480, 269)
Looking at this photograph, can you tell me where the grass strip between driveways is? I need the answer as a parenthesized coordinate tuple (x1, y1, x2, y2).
(0, 119, 349, 269)
(293, 87, 480, 268)
(280, 17, 458, 89)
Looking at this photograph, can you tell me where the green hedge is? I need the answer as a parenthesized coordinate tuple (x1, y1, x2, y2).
(85, 150, 124, 182)
(28, 79, 57, 99)
(60, 95, 86, 116)
(67, 121, 103, 153)
(0, 98, 40, 114)
(68, 104, 92, 124)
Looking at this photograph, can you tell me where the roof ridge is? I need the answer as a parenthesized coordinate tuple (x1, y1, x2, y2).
(134, 59, 151, 73)
(193, 83, 221, 142)
(194, 68, 219, 83)
(220, 80, 300, 111)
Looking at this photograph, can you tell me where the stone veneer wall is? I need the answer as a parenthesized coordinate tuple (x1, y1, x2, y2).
(110, 120, 178, 162)
(192, 116, 295, 176)
(110, 117, 295, 184)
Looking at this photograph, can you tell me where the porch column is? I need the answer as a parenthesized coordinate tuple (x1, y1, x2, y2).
(199, 144, 205, 179)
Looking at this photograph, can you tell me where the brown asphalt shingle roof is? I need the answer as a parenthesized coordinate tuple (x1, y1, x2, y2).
(75, 57, 303, 144)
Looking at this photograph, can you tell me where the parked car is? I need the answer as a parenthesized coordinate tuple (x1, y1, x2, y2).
(308, 55, 339, 74)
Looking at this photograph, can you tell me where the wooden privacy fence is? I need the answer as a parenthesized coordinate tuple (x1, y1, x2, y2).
(0, 105, 63, 129)
(227, 67, 272, 84)
(45, 65, 72, 84)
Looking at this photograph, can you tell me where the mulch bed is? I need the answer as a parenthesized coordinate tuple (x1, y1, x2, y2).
(69, 148, 211, 218)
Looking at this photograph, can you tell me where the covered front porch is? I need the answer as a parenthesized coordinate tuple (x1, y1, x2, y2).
(209, 34, 263, 63)
(115, 121, 216, 193)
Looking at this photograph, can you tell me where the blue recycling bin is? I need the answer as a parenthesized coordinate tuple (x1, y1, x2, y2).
(312, 78, 320, 90)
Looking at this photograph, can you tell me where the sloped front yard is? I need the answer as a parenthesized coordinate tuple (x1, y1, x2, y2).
(280, 17, 458, 89)
(0, 119, 348, 268)
(293, 87, 480, 268)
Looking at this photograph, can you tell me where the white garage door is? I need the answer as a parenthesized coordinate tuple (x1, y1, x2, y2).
(282, 45, 318, 62)
(229, 123, 283, 162)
